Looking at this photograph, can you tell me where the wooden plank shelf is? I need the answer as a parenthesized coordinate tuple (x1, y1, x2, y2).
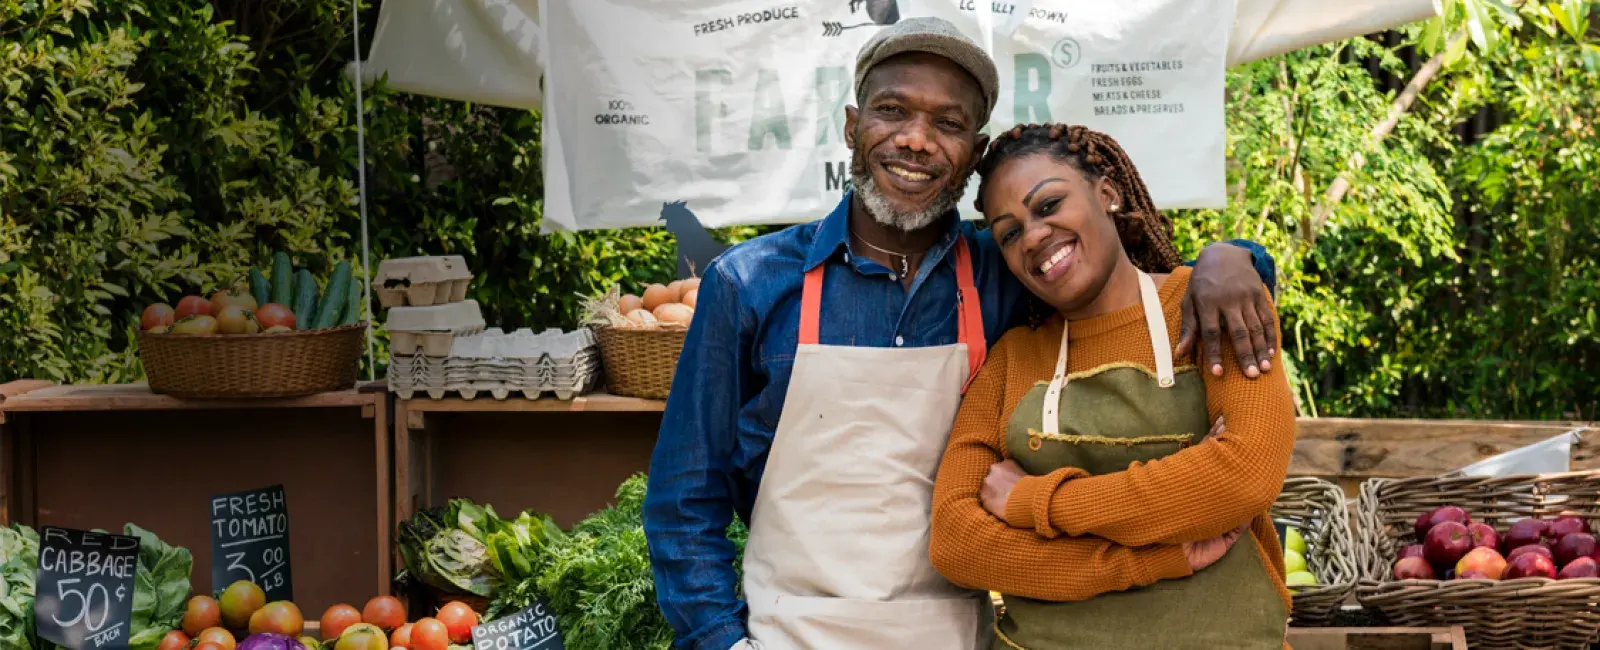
(0, 381, 385, 420)
(1287, 626, 1467, 650)
(399, 392, 665, 414)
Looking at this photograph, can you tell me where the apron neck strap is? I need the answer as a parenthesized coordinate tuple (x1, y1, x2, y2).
(798, 238, 988, 394)
(1039, 270, 1174, 436)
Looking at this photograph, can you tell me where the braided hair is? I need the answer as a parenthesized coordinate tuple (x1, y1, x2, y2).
(972, 123, 1182, 273)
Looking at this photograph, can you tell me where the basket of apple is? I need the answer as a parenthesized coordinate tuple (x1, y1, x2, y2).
(1354, 471, 1600, 649)
(1270, 477, 1358, 627)
(136, 257, 367, 399)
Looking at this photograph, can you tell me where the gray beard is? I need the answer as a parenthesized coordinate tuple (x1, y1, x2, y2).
(850, 163, 965, 233)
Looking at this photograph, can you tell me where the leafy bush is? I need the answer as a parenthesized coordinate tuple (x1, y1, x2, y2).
(1, 0, 1594, 419)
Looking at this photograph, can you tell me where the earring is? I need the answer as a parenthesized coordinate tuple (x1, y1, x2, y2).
(1110, 204, 1119, 212)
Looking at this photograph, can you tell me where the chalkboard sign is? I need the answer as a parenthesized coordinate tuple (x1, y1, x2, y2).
(34, 527, 140, 650)
(470, 596, 565, 650)
(210, 485, 292, 601)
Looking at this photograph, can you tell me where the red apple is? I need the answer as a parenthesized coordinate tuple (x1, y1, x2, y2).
(1455, 547, 1508, 579)
(1466, 522, 1500, 550)
(1549, 516, 1591, 539)
(1503, 518, 1550, 554)
(1555, 532, 1597, 567)
(1424, 522, 1474, 570)
(1504, 552, 1558, 579)
(1559, 557, 1600, 579)
(1508, 544, 1554, 563)
(1393, 557, 1437, 580)
(1399, 544, 1426, 560)
(1415, 506, 1471, 539)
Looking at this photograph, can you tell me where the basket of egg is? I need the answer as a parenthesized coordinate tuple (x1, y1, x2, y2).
(582, 279, 699, 399)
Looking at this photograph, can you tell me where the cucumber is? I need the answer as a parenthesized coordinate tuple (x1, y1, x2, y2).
(271, 252, 293, 306)
(248, 268, 270, 306)
(314, 261, 353, 329)
(292, 268, 318, 330)
(340, 272, 363, 326)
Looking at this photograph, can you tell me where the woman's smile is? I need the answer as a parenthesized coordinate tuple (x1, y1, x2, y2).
(1031, 236, 1079, 282)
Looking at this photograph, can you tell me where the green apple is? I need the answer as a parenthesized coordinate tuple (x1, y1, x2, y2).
(1284, 526, 1307, 556)
(1284, 549, 1308, 575)
(1286, 571, 1317, 586)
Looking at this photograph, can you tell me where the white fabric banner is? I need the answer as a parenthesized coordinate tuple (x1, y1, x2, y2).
(359, 0, 1437, 231)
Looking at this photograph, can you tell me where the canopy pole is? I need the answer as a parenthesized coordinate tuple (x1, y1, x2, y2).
(352, 0, 375, 381)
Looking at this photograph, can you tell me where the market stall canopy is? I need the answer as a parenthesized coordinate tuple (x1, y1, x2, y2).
(356, 0, 1436, 231)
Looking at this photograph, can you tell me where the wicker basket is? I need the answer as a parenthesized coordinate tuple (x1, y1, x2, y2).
(137, 324, 366, 398)
(1354, 471, 1600, 650)
(591, 325, 686, 399)
(1272, 476, 1358, 626)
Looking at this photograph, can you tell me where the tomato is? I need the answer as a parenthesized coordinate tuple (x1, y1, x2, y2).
(196, 626, 237, 650)
(183, 595, 222, 636)
(213, 291, 258, 314)
(321, 604, 362, 640)
(156, 630, 189, 650)
(171, 315, 219, 335)
(256, 303, 297, 330)
(361, 595, 406, 631)
(435, 601, 477, 644)
(216, 304, 259, 335)
(175, 295, 212, 319)
(142, 304, 176, 331)
(195, 643, 229, 650)
(409, 618, 449, 650)
(389, 622, 413, 648)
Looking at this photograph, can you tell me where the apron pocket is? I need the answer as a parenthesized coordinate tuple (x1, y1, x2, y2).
(748, 591, 984, 650)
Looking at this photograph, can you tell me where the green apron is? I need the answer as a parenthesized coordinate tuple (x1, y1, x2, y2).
(991, 272, 1288, 650)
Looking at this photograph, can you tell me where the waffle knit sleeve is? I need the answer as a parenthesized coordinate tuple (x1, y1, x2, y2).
(1010, 287, 1296, 547)
(929, 334, 1195, 602)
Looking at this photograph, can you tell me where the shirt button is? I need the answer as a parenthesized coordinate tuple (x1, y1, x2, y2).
(843, 252, 851, 263)
(889, 273, 898, 281)
(895, 336, 905, 347)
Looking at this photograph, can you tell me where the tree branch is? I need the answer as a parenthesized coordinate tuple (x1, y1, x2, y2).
(1306, 32, 1466, 242)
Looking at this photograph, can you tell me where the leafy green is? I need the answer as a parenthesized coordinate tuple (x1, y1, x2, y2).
(0, 525, 40, 649)
(398, 499, 563, 600)
(125, 523, 193, 650)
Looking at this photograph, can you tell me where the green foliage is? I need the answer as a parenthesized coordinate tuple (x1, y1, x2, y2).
(0, 0, 1595, 418)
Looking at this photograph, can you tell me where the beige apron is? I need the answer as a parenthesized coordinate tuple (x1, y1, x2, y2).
(992, 272, 1288, 650)
(740, 239, 993, 650)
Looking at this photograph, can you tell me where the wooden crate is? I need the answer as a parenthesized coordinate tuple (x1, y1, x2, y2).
(1288, 627, 1468, 650)
(0, 381, 393, 615)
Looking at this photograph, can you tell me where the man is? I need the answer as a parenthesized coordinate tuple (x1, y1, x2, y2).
(643, 17, 1280, 650)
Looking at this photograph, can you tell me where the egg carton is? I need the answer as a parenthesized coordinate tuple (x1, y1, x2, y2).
(375, 255, 474, 308)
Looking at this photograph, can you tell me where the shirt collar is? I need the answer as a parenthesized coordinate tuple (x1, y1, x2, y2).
(803, 190, 964, 272)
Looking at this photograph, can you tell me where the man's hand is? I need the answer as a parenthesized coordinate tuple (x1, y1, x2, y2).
(1183, 523, 1251, 572)
(1178, 244, 1277, 379)
(981, 459, 1027, 524)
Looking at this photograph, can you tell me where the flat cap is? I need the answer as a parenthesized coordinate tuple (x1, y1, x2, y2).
(854, 16, 999, 119)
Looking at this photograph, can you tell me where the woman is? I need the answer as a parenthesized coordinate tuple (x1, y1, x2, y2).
(929, 124, 1296, 650)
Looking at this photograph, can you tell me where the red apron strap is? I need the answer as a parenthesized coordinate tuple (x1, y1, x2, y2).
(952, 238, 987, 394)
(798, 264, 825, 345)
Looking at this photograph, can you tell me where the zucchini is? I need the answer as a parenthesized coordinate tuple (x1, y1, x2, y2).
(314, 261, 352, 329)
(340, 272, 363, 326)
(271, 252, 293, 306)
(248, 267, 270, 306)
(292, 268, 318, 330)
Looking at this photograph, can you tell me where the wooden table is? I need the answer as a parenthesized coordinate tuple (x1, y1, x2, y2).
(1288, 626, 1468, 650)
(0, 381, 393, 614)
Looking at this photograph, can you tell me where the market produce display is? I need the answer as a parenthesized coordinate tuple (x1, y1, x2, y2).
(140, 253, 361, 336)
(396, 499, 562, 601)
(1393, 506, 1599, 581)
(1281, 525, 1320, 586)
(585, 280, 699, 330)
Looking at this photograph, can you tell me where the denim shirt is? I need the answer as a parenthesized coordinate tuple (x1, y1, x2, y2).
(642, 191, 1276, 650)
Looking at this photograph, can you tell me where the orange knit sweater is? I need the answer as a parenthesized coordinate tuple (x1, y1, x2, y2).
(929, 266, 1295, 612)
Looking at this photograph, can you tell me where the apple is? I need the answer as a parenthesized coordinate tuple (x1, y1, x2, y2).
(1508, 544, 1554, 562)
(1554, 532, 1598, 567)
(1424, 522, 1474, 569)
(1415, 506, 1471, 539)
(1399, 544, 1426, 560)
(1504, 552, 1558, 579)
(1503, 518, 1550, 554)
(1467, 522, 1500, 550)
(1284, 550, 1308, 575)
(1549, 516, 1591, 539)
(1459, 570, 1490, 579)
(1455, 547, 1508, 580)
(1393, 557, 1437, 580)
(1559, 557, 1599, 579)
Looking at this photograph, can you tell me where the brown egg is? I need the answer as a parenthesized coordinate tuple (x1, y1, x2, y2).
(681, 289, 698, 309)
(666, 280, 685, 303)
(642, 284, 674, 311)
(680, 277, 702, 294)
(653, 303, 695, 327)
(618, 294, 644, 314)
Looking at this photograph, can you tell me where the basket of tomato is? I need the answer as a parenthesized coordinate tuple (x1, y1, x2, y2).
(136, 254, 367, 399)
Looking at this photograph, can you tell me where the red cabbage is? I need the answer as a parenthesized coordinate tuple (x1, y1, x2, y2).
(237, 633, 307, 650)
